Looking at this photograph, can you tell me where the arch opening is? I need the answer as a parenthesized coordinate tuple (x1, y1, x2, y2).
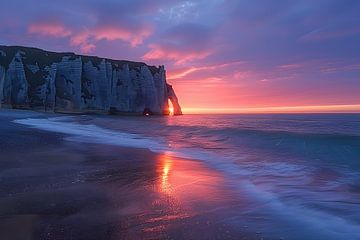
(168, 99, 174, 116)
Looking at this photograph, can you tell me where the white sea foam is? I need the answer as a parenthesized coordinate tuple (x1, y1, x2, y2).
(14, 117, 167, 152)
(13, 117, 232, 163)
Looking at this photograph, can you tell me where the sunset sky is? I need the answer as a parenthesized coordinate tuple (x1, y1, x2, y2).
(1, 0, 359, 113)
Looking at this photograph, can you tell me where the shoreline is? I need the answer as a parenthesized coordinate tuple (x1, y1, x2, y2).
(0, 109, 255, 240)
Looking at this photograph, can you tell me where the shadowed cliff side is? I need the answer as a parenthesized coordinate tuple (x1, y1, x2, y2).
(0, 45, 182, 115)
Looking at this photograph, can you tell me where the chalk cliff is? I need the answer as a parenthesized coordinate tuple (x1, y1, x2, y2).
(0, 45, 182, 115)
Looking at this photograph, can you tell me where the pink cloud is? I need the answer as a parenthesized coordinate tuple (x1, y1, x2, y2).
(69, 31, 89, 46)
(79, 42, 96, 54)
(167, 67, 201, 80)
(28, 23, 71, 37)
(167, 61, 244, 80)
(69, 25, 153, 53)
(94, 26, 152, 47)
(69, 30, 96, 53)
(28, 20, 153, 54)
(143, 44, 212, 64)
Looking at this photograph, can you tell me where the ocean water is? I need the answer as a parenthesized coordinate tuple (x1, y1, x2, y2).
(14, 113, 360, 239)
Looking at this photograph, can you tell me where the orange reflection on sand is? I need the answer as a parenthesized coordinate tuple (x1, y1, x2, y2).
(156, 153, 225, 202)
(160, 153, 173, 194)
(142, 153, 235, 237)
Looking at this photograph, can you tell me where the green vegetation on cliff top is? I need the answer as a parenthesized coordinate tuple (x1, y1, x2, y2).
(0, 45, 161, 74)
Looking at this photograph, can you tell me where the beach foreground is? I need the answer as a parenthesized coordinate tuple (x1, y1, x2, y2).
(0, 110, 256, 240)
(0, 109, 359, 240)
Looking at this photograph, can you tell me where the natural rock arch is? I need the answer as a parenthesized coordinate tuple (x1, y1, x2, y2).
(165, 84, 182, 115)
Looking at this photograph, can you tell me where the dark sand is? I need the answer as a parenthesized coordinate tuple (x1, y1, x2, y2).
(0, 110, 261, 240)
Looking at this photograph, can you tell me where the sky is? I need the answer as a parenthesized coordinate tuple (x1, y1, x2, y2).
(1, 0, 360, 113)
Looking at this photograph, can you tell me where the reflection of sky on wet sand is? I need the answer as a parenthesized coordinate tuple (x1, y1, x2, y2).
(130, 153, 257, 239)
(156, 153, 227, 203)
(136, 153, 228, 237)
(159, 153, 173, 195)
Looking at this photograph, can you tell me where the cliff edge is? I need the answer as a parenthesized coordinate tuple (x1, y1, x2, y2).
(0, 45, 182, 115)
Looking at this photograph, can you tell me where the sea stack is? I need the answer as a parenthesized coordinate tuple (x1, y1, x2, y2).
(0, 45, 182, 115)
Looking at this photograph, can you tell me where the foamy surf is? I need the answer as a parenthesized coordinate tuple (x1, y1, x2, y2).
(13, 117, 232, 163)
(14, 117, 167, 152)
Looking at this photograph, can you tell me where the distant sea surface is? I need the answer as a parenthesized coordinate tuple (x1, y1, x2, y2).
(14, 113, 360, 239)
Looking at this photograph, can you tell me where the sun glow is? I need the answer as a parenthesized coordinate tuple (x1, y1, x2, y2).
(182, 104, 360, 114)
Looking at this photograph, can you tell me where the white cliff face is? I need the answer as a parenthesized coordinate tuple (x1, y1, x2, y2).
(81, 59, 111, 110)
(129, 65, 161, 114)
(55, 56, 82, 111)
(153, 66, 167, 114)
(5, 53, 28, 107)
(141, 66, 159, 113)
(0, 65, 5, 108)
(0, 45, 182, 115)
(43, 64, 57, 110)
(110, 64, 132, 112)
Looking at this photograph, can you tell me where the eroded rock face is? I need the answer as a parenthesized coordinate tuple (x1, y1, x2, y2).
(0, 66, 5, 108)
(5, 52, 29, 108)
(0, 45, 182, 115)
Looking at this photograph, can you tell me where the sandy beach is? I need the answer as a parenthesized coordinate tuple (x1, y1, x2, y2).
(0, 110, 260, 240)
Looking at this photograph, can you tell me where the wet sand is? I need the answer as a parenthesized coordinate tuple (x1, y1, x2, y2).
(0, 110, 261, 240)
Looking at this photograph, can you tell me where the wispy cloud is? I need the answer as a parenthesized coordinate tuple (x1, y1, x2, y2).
(28, 22, 72, 38)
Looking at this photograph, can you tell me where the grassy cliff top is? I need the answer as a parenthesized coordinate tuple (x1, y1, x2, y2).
(0, 45, 160, 74)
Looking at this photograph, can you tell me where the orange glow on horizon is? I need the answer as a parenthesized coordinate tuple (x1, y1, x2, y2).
(182, 104, 360, 114)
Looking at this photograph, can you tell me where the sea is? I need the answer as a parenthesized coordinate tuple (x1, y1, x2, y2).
(14, 113, 360, 239)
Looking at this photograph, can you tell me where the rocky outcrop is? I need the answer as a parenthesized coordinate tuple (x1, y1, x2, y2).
(0, 45, 182, 115)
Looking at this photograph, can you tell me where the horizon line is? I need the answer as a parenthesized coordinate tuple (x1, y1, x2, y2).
(181, 104, 360, 114)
